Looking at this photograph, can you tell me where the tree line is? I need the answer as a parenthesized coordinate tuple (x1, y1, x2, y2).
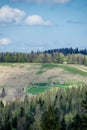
(44, 48, 87, 55)
(0, 49, 87, 65)
(0, 85, 87, 130)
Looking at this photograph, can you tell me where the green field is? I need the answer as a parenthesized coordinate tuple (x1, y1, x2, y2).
(38, 63, 87, 76)
(26, 80, 85, 94)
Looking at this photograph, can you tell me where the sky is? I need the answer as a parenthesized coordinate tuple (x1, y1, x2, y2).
(0, 0, 87, 52)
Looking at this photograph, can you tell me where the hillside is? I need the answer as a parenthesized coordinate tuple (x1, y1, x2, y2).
(0, 63, 87, 102)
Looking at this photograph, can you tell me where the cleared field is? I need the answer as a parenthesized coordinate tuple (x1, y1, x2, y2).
(0, 63, 87, 100)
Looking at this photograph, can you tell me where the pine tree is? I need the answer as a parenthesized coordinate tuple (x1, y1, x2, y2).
(41, 105, 60, 130)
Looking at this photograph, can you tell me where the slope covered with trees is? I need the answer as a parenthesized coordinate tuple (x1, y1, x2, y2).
(0, 86, 87, 130)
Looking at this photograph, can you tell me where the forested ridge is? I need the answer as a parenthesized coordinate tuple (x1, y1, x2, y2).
(0, 86, 87, 130)
(0, 48, 87, 65)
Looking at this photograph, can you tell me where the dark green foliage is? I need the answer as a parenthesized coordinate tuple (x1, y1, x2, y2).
(0, 86, 87, 130)
(72, 114, 83, 130)
(41, 105, 60, 130)
(60, 118, 66, 130)
(1, 88, 6, 98)
(19, 107, 25, 118)
(81, 92, 87, 130)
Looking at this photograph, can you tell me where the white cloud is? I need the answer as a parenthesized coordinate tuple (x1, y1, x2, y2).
(0, 38, 11, 45)
(0, 5, 26, 24)
(25, 15, 52, 26)
(0, 5, 53, 26)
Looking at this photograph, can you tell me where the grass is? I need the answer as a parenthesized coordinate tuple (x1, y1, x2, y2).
(37, 63, 58, 74)
(26, 86, 50, 94)
(26, 82, 51, 94)
(26, 80, 85, 94)
(60, 65, 87, 76)
(0, 63, 22, 67)
(33, 82, 50, 86)
(37, 63, 87, 76)
(1, 63, 87, 76)
(0, 63, 15, 66)
(55, 80, 85, 89)
(0, 63, 27, 67)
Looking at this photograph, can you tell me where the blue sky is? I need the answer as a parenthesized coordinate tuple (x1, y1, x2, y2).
(0, 0, 87, 52)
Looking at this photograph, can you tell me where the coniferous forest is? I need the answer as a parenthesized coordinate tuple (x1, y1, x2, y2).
(0, 86, 87, 130)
